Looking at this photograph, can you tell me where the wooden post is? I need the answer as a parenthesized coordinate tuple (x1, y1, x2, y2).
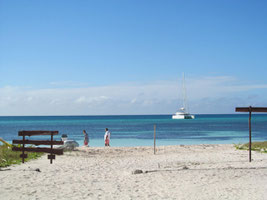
(50, 134, 53, 164)
(249, 106, 252, 162)
(22, 135, 25, 163)
(154, 125, 156, 155)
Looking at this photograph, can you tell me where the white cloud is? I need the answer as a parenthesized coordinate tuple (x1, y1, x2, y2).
(75, 96, 110, 104)
(130, 98, 137, 104)
(75, 96, 87, 104)
(49, 81, 89, 87)
(187, 76, 267, 99)
(0, 76, 267, 115)
(27, 96, 33, 101)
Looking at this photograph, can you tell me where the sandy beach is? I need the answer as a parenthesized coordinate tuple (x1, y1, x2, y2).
(1, 144, 267, 200)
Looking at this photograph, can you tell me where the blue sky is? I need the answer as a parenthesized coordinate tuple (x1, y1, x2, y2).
(0, 0, 267, 115)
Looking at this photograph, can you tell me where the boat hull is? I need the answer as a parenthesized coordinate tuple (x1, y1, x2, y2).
(172, 114, 195, 119)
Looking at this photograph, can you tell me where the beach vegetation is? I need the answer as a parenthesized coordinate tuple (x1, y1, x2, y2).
(234, 141, 267, 153)
(0, 145, 43, 168)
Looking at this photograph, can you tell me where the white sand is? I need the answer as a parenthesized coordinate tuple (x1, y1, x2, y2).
(1, 144, 267, 200)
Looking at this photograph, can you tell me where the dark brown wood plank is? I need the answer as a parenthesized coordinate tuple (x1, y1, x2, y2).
(236, 107, 250, 112)
(18, 131, 59, 136)
(20, 154, 28, 158)
(12, 147, 63, 155)
(236, 107, 267, 112)
(13, 140, 63, 145)
(48, 155, 56, 160)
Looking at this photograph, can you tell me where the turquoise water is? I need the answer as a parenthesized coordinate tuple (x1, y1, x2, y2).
(0, 114, 267, 147)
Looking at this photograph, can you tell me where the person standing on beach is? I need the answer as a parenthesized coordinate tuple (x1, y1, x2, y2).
(104, 128, 110, 147)
(83, 130, 89, 147)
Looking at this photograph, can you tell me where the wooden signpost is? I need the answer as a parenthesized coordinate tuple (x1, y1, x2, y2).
(235, 107, 267, 162)
(154, 125, 156, 155)
(12, 130, 64, 164)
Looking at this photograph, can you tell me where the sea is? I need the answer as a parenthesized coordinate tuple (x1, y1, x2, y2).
(0, 114, 267, 147)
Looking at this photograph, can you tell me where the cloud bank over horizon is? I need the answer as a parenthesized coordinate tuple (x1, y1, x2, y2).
(0, 76, 267, 116)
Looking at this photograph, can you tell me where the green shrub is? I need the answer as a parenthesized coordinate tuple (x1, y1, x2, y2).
(0, 145, 43, 168)
(234, 141, 267, 153)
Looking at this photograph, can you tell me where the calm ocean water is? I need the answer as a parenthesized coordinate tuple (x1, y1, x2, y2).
(0, 114, 267, 147)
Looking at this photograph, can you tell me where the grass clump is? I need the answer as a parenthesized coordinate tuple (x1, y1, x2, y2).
(0, 145, 43, 168)
(234, 141, 267, 153)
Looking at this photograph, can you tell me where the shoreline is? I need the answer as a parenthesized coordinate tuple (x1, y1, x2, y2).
(1, 144, 267, 199)
(4, 138, 254, 148)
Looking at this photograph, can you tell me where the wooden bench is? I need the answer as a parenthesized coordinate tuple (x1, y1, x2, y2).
(12, 130, 64, 164)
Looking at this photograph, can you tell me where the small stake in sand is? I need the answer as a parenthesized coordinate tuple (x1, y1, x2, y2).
(235, 106, 267, 162)
(154, 125, 156, 155)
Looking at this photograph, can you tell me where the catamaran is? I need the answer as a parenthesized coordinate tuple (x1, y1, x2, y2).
(172, 73, 195, 119)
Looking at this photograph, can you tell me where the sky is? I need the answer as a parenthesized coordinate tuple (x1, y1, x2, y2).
(0, 0, 267, 115)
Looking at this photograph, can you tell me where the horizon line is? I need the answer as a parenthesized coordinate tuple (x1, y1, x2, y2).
(0, 113, 251, 117)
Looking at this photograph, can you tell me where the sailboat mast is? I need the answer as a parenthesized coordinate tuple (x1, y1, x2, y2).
(172, 73, 194, 119)
(182, 73, 188, 113)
